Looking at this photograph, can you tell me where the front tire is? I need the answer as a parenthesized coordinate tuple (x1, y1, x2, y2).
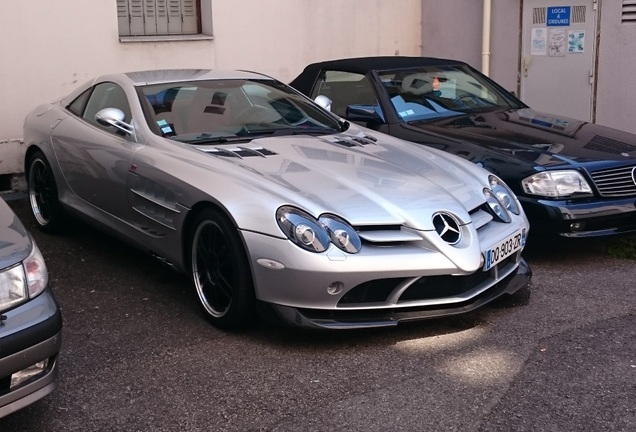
(27, 151, 65, 233)
(190, 208, 255, 329)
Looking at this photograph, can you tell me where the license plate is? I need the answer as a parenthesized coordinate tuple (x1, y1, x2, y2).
(484, 229, 526, 270)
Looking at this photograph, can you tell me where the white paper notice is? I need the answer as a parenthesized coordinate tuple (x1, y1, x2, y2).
(531, 28, 547, 56)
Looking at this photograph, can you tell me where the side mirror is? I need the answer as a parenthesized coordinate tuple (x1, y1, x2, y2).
(95, 108, 134, 135)
(345, 104, 383, 123)
(314, 95, 332, 112)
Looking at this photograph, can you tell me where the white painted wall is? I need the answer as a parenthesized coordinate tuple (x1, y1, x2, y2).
(0, 0, 422, 175)
(420, 0, 521, 91)
(595, 1, 636, 133)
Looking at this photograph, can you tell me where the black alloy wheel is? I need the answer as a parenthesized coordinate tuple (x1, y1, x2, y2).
(190, 208, 255, 329)
(27, 151, 65, 233)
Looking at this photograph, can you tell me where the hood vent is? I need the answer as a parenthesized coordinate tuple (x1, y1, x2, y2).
(584, 135, 636, 154)
(332, 136, 377, 148)
(197, 146, 277, 158)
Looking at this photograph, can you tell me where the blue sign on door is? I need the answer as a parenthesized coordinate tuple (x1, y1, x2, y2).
(547, 6, 571, 26)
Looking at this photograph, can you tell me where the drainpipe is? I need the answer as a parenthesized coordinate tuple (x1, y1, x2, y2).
(482, 0, 492, 76)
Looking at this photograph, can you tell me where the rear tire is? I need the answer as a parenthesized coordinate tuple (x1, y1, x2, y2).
(27, 151, 66, 233)
(190, 208, 255, 329)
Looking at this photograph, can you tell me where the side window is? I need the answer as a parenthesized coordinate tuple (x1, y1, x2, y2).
(83, 83, 132, 134)
(67, 88, 93, 117)
(310, 71, 378, 118)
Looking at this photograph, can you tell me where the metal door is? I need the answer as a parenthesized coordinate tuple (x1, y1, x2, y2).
(520, 0, 598, 121)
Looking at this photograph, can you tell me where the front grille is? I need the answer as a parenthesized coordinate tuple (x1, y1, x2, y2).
(339, 278, 405, 304)
(589, 165, 636, 197)
(338, 257, 514, 307)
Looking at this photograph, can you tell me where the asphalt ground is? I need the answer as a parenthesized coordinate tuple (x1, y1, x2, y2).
(1, 197, 634, 432)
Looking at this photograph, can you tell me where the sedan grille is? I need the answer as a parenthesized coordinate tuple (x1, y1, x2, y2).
(589, 165, 636, 197)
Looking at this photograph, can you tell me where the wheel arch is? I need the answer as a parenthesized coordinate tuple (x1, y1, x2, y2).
(180, 200, 255, 281)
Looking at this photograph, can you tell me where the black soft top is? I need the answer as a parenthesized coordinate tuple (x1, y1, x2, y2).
(290, 56, 468, 91)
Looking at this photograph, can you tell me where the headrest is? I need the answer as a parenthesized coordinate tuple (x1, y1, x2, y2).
(401, 74, 433, 95)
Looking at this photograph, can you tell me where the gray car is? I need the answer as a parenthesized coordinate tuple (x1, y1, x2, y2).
(0, 198, 62, 418)
(23, 69, 531, 330)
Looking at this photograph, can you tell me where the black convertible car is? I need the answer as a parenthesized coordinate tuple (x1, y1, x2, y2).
(291, 57, 636, 238)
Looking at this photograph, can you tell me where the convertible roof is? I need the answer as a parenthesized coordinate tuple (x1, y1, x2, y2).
(299, 56, 468, 75)
(290, 56, 469, 91)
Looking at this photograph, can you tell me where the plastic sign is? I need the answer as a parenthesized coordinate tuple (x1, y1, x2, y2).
(547, 6, 571, 26)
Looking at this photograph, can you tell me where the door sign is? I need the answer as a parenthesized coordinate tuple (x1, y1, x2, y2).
(547, 6, 571, 26)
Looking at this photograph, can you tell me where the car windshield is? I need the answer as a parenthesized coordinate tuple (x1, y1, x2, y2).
(378, 65, 521, 122)
(139, 79, 342, 143)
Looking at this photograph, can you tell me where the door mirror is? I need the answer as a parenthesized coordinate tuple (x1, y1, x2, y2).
(95, 108, 134, 135)
(345, 104, 383, 123)
(314, 95, 332, 112)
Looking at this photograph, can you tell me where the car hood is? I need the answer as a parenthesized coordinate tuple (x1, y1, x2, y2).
(0, 199, 32, 269)
(190, 132, 491, 230)
(405, 108, 636, 169)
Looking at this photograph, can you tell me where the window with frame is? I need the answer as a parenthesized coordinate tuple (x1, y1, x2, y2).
(117, 0, 200, 36)
(310, 71, 379, 118)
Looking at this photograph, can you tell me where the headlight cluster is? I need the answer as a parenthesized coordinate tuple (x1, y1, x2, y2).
(521, 170, 592, 198)
(276, 206, 362, 253)
(0, 242, 48, 312)
(484, 175, 521, 223)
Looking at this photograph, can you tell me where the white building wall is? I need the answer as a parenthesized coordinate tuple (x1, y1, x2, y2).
(420, 0, 521, 91)
(595, 1, 636, 133)
(0, 0, 422, 176)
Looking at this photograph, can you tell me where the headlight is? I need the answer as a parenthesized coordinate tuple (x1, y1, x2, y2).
(277, 206, 330, 252)
(0, 242, 48, 312)
(489, 175, 521, 215)
(276, 206, 361, 254)
(522, 170, 592, 198)
(319, 214, 362, 253)
(483, 189, 511, 223)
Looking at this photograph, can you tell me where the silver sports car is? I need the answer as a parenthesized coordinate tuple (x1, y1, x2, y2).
(23, 69, 531, 330)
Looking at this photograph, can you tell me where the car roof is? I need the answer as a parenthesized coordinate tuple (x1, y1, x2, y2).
(299, 56, 468, 75)
(121, 69, 273, 86)
(290, 56, 470, 92)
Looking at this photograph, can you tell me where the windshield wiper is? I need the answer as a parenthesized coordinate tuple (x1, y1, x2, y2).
(239, 126, 338, 137)
(182, 134, 253, 145)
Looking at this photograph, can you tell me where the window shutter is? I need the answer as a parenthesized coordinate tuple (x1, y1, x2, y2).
(155, 0, 169, 34)
(181, 0, 198, 34)
(129, 0, 145, 36)
(117, 0, 131, 36)
(167, 0, 182, 34)
(118, 0, 200, 36)
(143, 0, 157, 35)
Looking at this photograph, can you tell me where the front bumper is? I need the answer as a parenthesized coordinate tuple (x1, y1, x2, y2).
(521, 195, 636, 238)
(243, 213, 531, 330)
(264, 257, 531, 329)
(0, 287, 63, 419)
